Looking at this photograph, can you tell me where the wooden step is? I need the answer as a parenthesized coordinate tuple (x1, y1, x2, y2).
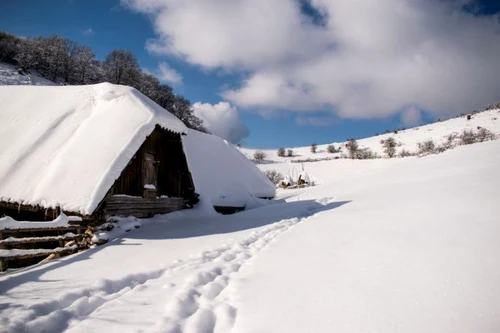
(0, 233, 85, 246)
(0, 245, 78, 260)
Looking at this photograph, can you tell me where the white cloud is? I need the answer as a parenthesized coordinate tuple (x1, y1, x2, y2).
(401, 105, 422, 126)
(82, 28, 94, 36)
(295, 115, 338, 127)
(124, 0, 500, 120)
(192, 102, 249, 144)
(157, 61, 182, 84)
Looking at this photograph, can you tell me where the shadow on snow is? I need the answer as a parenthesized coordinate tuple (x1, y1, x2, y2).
(0, 199, 350, 296)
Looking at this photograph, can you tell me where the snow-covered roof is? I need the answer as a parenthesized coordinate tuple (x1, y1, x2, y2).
(183, 129, 275, 209)
(0, 83, 187, 215)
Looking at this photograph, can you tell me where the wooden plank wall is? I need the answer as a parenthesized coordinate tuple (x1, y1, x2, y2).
(112, 126, 195, 199)
(105, 196, 186, 218)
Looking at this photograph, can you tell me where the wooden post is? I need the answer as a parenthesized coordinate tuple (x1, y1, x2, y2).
(0, 259, 7, 272)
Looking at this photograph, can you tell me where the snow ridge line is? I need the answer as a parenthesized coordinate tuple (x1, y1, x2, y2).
(2, 200, 330, 333)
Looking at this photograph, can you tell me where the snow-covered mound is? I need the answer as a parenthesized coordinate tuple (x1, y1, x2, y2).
(183, 129, 275, 210)
(0, 62, 56, 86)
(240, 109, 500, 161)
(0, 83, 187, 215)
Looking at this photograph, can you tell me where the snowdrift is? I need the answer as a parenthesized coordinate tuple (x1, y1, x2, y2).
(183, 129, 275, 210)
(0, 83, 187, 215)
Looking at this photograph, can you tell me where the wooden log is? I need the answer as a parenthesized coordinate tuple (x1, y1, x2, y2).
(0, 233, 85, 246)
(0, 259, 6, 272)
(39, 253, 57, 265)
(1, 226, 81, 235)
(0, 246, 78, 261)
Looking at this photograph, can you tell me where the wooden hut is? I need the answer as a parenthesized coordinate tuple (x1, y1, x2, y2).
(0, 83, 198, 224)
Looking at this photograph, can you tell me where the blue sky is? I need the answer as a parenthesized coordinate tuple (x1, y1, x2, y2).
(1, 0, 500, 148)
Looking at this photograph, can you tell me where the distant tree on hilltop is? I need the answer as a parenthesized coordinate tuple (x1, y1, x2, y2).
(0, 30, 208, 133)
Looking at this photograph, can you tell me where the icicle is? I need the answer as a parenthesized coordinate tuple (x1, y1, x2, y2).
(18, 202, 21, 213)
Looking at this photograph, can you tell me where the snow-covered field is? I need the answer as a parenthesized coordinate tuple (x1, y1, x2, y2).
(1, 62, 499, 332)
(1, 136, 499, 332)
(0, 62, 55, 86)
(239, 108, 500, 162)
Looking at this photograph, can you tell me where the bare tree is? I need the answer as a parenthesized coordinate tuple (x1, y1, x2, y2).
(103, 49, 140, 85)
(345, 139, 359, 159)
(417, 139, 436, 154)
(0, 31, 19, 63)
(72, 45, 95, 84)
(264, 170, 283, 185)
(37, 36, 74, 82)
(382, 137, 397, 158)
(476, 128, 496, 142)
(254, 150, 266, 162)
(14, 38, 39, 71)
(326, 144, 336, 153)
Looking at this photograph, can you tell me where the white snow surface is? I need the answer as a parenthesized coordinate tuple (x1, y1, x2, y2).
(0, 83, 187, 215)
(183, 129, 275, 210)
(0, 213, 70, 230)
(0, 139, 499, 333)
(239, 109, 500, 162)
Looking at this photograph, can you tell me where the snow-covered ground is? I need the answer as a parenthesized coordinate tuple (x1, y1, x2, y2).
(239, 108, 500, 161)
(0, 62, 55, 86)
(1, 137, 499, 332)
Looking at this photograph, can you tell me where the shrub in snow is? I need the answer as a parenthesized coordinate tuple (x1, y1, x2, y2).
(287, 149, 294, 157)
(311, 143, 317, 153)
(345, 139, 359, 159)
(277, 147, 285, 157)
(399, 149, 413, 157)
(326, 144, 336, 154)
(254, 150, 266, 162)
(264, 169, 283, 185)
(417, 139, 436, 155)
(355, 148, 378, 160)
(443, 133, 458, 150)
(477, 127, 496, 142)
(467, 114, 472, 120)
(434, 144, 449, 154)
(459, 130, 477, 145)
(485, 101, 500, 110)
(382, 137, 397, 158)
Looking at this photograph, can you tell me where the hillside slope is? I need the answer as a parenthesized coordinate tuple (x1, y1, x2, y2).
(0, 138, 498, 333)
(0, 62, 56, 86)
(240, 109, 500, 162)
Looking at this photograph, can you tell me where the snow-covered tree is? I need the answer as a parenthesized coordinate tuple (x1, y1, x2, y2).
(14, 38, 39, 71)
(103, 49, 140, 86)
(72, 45, 96, 84)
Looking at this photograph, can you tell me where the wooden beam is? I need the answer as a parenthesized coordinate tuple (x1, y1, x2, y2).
(0, 246, 78, 261)
(0, 233, 85, 246)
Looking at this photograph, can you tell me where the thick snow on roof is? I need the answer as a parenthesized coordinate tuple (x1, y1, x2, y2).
(183, 129, 275, 209)
(0, 83, 187, 215)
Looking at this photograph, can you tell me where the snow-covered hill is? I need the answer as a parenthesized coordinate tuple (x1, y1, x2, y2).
(0, 62, 56, 86)
(0, 138, 498, 333)
(239, 108, 500, 162)
(1, 64, 499, 333)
